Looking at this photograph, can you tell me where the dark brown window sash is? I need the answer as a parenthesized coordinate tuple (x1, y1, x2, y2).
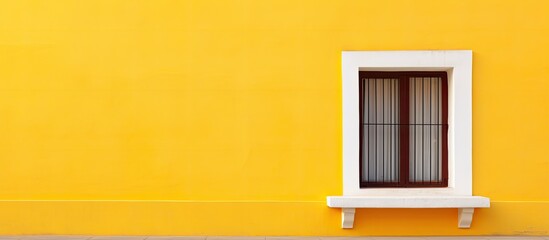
(359, 71, 449, 188)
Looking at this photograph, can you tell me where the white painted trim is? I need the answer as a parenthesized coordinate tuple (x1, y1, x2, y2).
(327, 196, 490, 208)
(342, 50, 473, 196)
(458, 208, 476, 228)
(341, 208, 355, 229)
(327, 196, 488, 229)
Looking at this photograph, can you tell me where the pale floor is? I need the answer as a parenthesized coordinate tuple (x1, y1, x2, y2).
(0, 236, 548, 240)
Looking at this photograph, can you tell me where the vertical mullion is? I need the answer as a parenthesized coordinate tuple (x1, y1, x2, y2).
(429, 77, 433, 183)
(394, 78, 398, 182)
(399, 76, 409, 187)
(367, 78, 370, 183)
(421, 76, 425, 184)
(393, 79, 395, 182)
(374, 78, 378, 181)
(382, 79, 385, 183)
(413, 77, 416, 183)
(389, 79, 392, 182)
(392, 78, 395, 182)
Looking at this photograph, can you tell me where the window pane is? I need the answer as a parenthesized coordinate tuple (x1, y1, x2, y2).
(361, 78, 400, 183)
(409, 77, 442, 183)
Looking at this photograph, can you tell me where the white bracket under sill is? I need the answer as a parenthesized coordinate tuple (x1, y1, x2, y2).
(327, 196, 490, 229)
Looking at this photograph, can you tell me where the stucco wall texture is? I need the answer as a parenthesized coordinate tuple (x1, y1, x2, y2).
(0, 0, 548, 236)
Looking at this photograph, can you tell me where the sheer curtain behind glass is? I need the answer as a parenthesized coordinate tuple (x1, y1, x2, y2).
(409, 77, 443, 183)
(361, 77, 443, 184)
(362, 78, 400, 183)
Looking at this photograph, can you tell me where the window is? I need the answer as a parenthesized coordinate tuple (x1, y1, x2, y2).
(328, 51, 489, 229)
(341, 50, 473, 196)
(359, 71, 448, 188)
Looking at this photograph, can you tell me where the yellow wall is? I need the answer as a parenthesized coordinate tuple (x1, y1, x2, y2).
(0, 0, 548, 236)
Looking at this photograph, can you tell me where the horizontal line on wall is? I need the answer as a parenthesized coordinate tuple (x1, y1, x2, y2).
(489, 200, 549, 203)
(0, 200, 547, 204)
(0, 200, 326, 203)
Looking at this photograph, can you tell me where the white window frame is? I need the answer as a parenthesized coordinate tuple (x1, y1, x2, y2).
(342, 50, 473, 196)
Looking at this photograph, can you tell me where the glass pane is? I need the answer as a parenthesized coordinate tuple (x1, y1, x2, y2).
(409, 77, 442, 183)
(361, 78, 400, 183)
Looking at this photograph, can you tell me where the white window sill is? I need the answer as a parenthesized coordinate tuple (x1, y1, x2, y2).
(326, 195, 490, 229)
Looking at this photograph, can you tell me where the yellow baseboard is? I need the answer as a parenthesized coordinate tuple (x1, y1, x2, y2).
(0, 200, 547, 236)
